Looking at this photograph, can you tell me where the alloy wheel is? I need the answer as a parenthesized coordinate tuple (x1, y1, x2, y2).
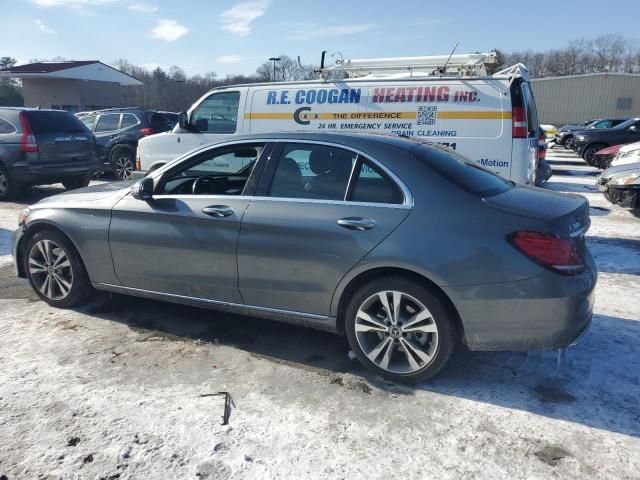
(115, 155, 134, 180)
(355, 290, 439, 374)
(28, 239, 73, 300)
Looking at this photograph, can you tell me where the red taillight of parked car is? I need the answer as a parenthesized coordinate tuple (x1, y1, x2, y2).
(18, 112, 38, 153)
(512, 106, 527, 138)
(508, 231, 584, 275)
(140, 128, 155, 136)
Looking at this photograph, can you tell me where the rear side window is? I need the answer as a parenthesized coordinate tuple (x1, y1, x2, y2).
(349, 161, 404, 204)
(121, 114, 139, 129)
(95, 114, 121, 132)
(413, 144, 512, 197)
(24, 111, 89, 134)
(0, 117, 16, 134)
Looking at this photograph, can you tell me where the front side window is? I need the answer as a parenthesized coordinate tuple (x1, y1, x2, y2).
(595, 120, 612, 129)
(191, 91, 240, 134)
(269, 143, 357, 200)
(95, 114, 121, 132)
(158, 143, 264, 196)
(0, 117, 16, 134)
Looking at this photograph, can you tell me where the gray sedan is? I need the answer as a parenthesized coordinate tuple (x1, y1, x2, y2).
(13, 133, 596, 383)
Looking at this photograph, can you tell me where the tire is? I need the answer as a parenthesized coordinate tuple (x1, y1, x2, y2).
(0, 163, 18, 201)
(345, 277, 456, 384)
(583, 143, 607, 165)
(23, 229, 93, 308)
(62, 177, 91, 190)
(110, 148, 135, 180)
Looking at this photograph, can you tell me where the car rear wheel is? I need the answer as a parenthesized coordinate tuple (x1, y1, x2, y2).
(110, 148, 135, 180)
(0, 163, 18, 200)
(62, 177, 91, 190)
(24, 229, 93, 308)
(583, 143, 607, 165)
(345, 277, 456, 383)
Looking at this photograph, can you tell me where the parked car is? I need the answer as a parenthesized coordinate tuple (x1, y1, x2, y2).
(76, 108, 177, 180)
(572, 118, 640, 165)
(592, 144, 629, 170)
(13, 132, 596, 383)
(597, 162, 640, 193)
(603, 165, 640, 210)
(554, 118, 629, 148)
(610, 140, 640, 168)
(0, 107, 99, 200)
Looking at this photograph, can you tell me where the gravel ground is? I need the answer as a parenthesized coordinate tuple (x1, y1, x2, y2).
(0, 150, 639, 480)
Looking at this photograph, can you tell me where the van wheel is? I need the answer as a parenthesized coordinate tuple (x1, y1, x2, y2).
(0, 163, 17, 200)
(583, 143, 606, 165)
(345, 277, 456, 384)
(23, 229, 93, 308)
(62, 177, 91, 190)
(110, 148, 135, 180)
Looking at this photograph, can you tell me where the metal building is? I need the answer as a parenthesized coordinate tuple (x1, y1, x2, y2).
(530, 73, 640, 126)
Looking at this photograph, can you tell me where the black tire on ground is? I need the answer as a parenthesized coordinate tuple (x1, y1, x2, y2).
(0, 163, 18, 200)
(110, 148, 135, 180)
(583, 143, 607, 165)
(62, 177, 91, 190)
(344, 277, 457, 384)
(23, 229, 93, 308)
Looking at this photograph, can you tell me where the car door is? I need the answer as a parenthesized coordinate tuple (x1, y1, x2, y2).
(92, 113, 122, 161)
(108, 141, 273, 303)
(237, 141, 412, 316)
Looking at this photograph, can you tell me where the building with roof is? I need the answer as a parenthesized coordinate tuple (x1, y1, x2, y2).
(0, 60, 142, 112)
(530, 73, 640, 126)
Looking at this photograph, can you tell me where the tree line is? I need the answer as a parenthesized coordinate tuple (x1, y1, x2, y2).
(1, 34, 639, 110)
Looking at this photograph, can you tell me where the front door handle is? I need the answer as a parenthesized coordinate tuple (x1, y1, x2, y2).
(337, 217, 376, 231)
(202, 205, 234, 218)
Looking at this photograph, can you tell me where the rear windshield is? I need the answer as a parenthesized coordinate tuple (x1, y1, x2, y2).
(413, 144, 513, 197)
(24, 111, 90, 134)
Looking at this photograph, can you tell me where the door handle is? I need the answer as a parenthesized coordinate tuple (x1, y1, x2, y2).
(337, 217, 376, 231)
(202, 205, 234, 218)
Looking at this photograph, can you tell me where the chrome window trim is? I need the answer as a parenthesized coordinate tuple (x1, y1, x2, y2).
(97, 283, 330, 320)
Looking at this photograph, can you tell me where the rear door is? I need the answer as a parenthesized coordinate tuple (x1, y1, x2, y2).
(24, 110, 94, 165)
(237, 141, 411, 316)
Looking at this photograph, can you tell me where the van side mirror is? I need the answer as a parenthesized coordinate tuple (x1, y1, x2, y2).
(178, 111, 190, 130)
(131, 177, 154, 200)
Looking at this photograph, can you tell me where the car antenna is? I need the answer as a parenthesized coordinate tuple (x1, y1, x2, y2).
(437, 41, 460, 76)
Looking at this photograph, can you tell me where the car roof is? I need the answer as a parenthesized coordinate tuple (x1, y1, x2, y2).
(0, 107, 71, 113)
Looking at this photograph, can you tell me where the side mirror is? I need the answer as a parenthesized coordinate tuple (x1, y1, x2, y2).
(178, 111, 190, 130)
(131, 177, 154, 200)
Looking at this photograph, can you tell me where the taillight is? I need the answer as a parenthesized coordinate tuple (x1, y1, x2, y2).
(18, 112, 38, 153)
(140, 128, 155, 136)
(512, 106, 527, 139)
(508, 231, 584, 275)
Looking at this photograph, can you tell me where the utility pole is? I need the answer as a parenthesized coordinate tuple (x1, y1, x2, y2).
(269, 57, 281, 82)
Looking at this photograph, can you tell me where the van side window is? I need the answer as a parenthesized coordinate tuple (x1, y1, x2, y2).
(191, 92, 240, 134)
(0, 117, 16, 134)
(349, 161, 404, 205)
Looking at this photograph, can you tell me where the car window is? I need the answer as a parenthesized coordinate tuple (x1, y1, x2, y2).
(595, 120, 612, 128)
(95, 114, 121, 132)
(121, 114, 139, 129)
(150, 113, 176, 132)
(24, 111, 90, 134)
(521, 83, 539, 137)
(269, 143, 357, 200)
(349, 161, 404, 205)
(615, 118, 640, 129)
(191, 92, 240, 134)
(159, 143, 264, 196)
(0, 117, 16, 134)
(413, 144, 513, 197)
(78, 114, 97, 131)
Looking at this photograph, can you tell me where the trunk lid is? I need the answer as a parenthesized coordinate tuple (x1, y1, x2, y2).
(24, 111, 95, 164)
(484, 185, 590, 237)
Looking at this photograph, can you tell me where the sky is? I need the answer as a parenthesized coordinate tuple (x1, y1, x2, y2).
(2, 0, 639, 77)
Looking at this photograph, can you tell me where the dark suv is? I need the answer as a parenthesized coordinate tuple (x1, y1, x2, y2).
(77, 108, 177, 180)
(0, 107, 100, 200)
(572, 117, 640, 165)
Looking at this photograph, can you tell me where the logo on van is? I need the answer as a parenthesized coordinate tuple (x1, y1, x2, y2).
(293, 107, 316, 125)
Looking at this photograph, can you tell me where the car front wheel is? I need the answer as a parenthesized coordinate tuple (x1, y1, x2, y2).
(345, 277, 456, 383)
(24, 229, 93, 308)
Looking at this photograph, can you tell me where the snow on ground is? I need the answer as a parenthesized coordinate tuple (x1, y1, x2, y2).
(0, 153, 639, 479)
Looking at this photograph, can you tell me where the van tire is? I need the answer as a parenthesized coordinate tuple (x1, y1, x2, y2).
(0, 163, 18, 201)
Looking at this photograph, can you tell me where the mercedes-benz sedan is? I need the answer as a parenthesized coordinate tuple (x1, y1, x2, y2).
(13, 133, 596, 383)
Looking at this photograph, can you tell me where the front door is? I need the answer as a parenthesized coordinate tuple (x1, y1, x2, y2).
(109, 141, 271, 303)
(237, 141, 411, 315)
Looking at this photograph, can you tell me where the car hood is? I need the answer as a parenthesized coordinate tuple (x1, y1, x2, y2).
(617, 140, 640, 154)
(484, 185, 589, 236)
(31, 181, 133, 210)
(600, 162, 640, 182)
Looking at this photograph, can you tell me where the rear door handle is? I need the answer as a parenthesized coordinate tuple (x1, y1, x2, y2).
(337, 217, 376, 231)
(202, 205, 234, 218)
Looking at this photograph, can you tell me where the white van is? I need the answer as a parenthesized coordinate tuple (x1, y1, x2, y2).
(137, 53, 540, 184)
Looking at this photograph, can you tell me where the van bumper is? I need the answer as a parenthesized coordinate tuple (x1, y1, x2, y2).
(443, 263, 597, 351)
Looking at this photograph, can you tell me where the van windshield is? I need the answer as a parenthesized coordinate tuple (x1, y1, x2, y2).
(412, 144, 513, 197)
